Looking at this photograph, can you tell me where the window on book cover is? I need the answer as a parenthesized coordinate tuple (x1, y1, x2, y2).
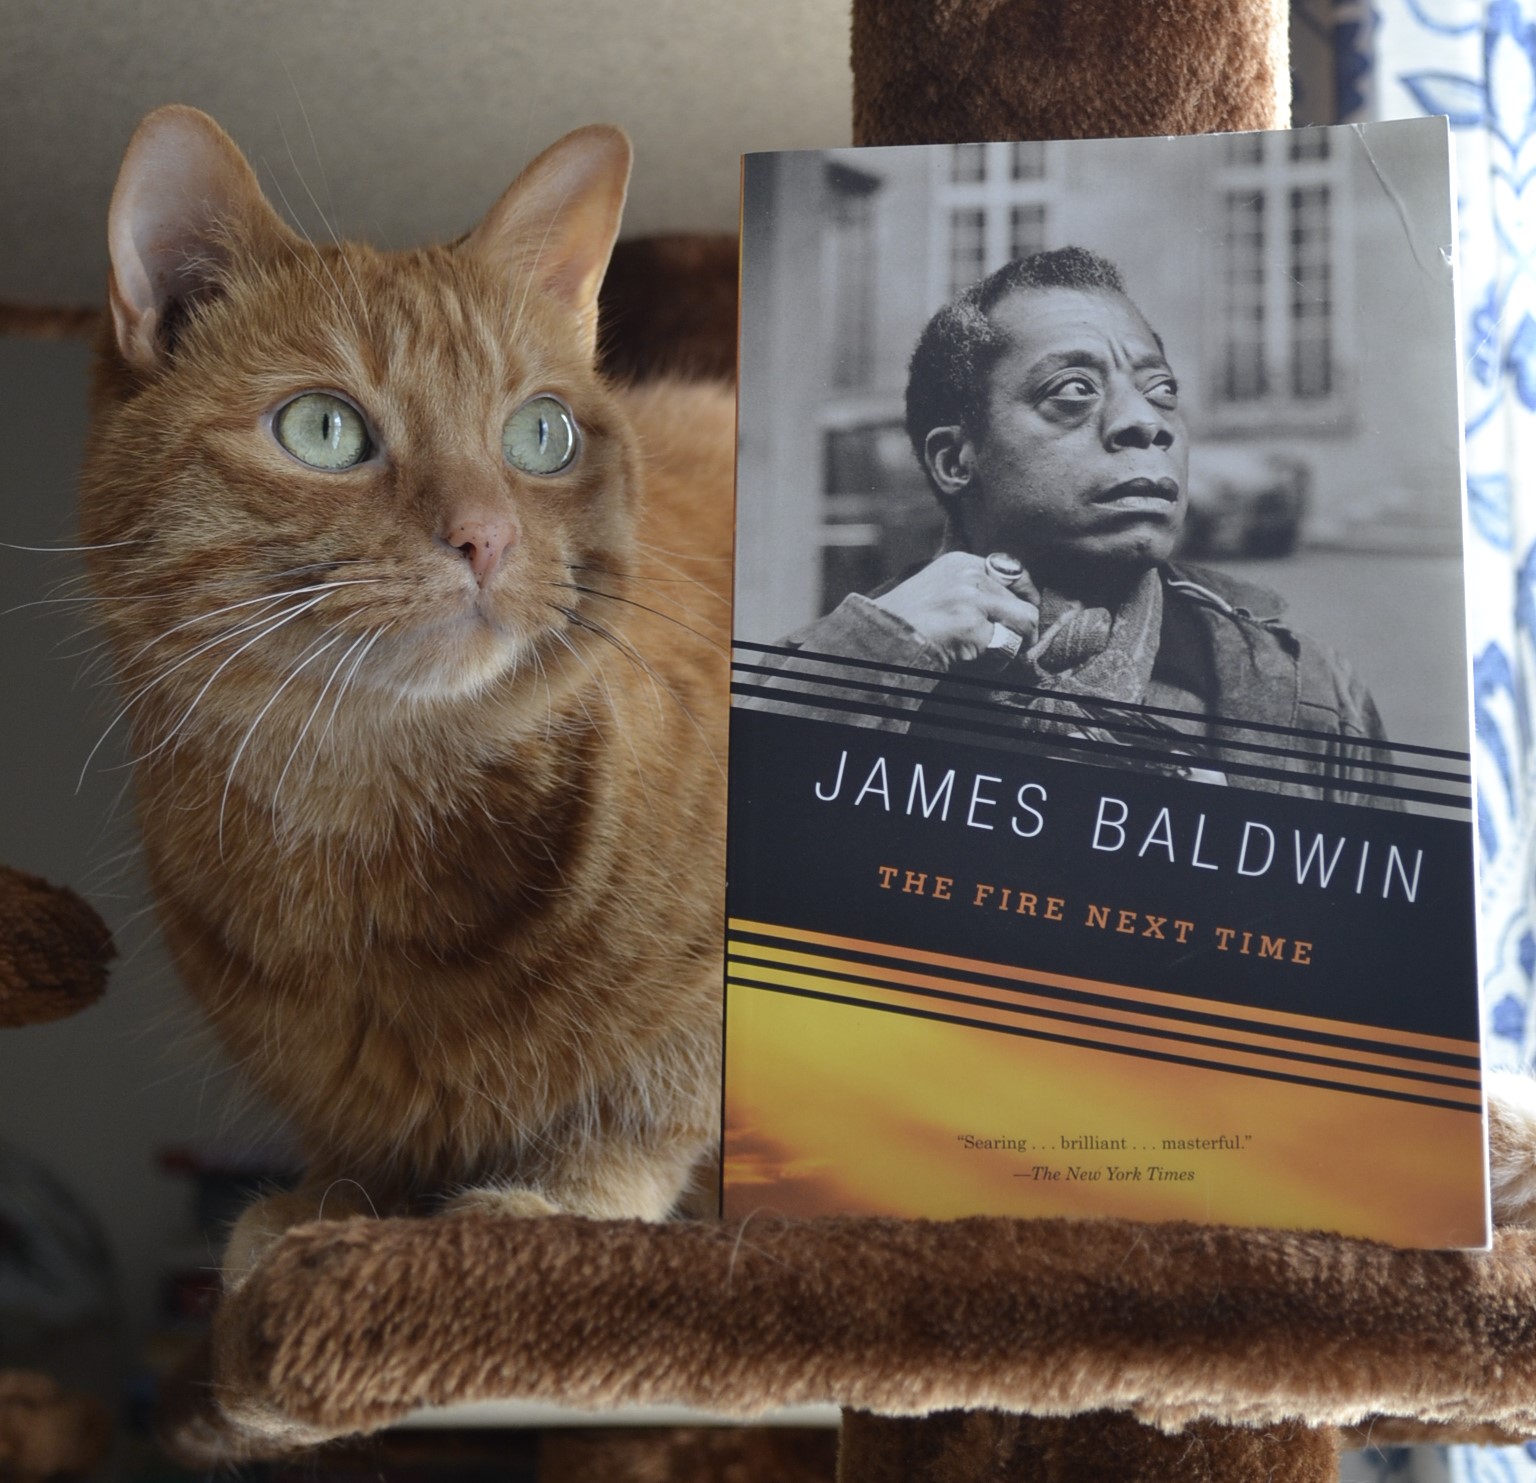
(819, 420, 942, 618)
(1009, 141, 1046, 180)
(948, 207, 987, 300)
(824, 162, 882, 389)
(948, 141, 1047, 183)
(1010, 203, 1047, 263)
(1209, 129, 1347, 426)
(936, 142, 1054, 298)
(950, 142, 986, 184)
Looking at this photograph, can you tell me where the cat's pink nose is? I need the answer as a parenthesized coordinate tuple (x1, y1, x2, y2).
(441, 517, 517, 586)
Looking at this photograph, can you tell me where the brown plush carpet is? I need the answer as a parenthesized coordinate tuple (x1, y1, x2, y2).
(155, 1211, 1536, 1468)
(0, 866, 113, 1028)
(851, 0, 1289, 147)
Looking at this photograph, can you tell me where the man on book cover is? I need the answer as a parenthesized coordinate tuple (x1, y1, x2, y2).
(756, 246, 1396, 807)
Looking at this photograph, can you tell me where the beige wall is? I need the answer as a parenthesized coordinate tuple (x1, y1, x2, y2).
(0, 0, 854, 305)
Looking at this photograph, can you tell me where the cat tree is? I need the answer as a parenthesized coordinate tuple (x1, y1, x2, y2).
(15, 2, 1536, 1479)
(150, 3, 1536, 1478)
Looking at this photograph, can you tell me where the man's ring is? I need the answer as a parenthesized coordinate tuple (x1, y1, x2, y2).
(986, 551, 1026, 584)
(985, 621, 1024, 660)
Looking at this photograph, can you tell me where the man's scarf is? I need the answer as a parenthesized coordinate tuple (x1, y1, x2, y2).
(924, 567, 1164, 732)
(1020, 567, 1163, 706)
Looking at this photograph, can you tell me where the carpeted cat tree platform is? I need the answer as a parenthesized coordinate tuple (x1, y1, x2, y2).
(156, 1207, 1536, 1480)
(18, 1, 1533, 1478)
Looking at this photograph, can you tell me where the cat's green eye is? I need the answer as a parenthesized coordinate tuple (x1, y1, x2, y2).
(273, 392, 371, 471)
(503, 396, 578, 475)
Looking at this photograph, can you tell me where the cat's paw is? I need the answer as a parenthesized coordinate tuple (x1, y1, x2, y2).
(222, 1181, 376, 1289)
(1488, 1068, 1536, 1227)
(441, 1185, 562, 1220)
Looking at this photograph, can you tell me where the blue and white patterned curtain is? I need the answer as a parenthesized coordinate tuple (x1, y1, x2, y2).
(1294, 4, 1536, 1478)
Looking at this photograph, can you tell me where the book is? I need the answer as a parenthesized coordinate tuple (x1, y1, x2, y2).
(724, 117, 1486, 1249)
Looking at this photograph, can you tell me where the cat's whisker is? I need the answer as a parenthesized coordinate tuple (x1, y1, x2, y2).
(565, 560, 729, 654)
(264, 559, 373, 581)
(4, 568, 374, 620)
(277, 78, 375, 340)
(115, 579, 381, 673)
(544, 627, 661, 815)
(0, 538, 146, 553)
(115, 593, 295, 673)
(102, 593, 339, 781)
(631, 538, 733, 568)
(337, 252, 374, 346)
(76, 776, 140, 865)
(595, 618, 666, 734)
(272, 627, 373, 812)
(217, 626, 354, 856)
(38, 568, 97, 602)
(507, 183, 579, 353)
(5, 594, 118, 617)
(306, 622, 394, 783)
(614, 572, 732, 630)
(576, 566, 727, 600)
(263, 161, 369, 351)
(34, 575, 98, 615)
(548, 604, 724, 781)
(266, 217, 366, 347)
(4, 589, 219, 622)
(110, 596, 324, 727)
(557, 624, 675, 819)
(276, 82, 339, 249)
(549, 604, 666, 711)
(552, 579, 728, 656)
(619, 543, 735, 596)
(80, 599, 322, 787)
(528, 648, 563, 751)
(42, 624, 113, 665)
(110, 898, 172, 941)
(591, 664, 665, 823)
(80, 837, 139, 875)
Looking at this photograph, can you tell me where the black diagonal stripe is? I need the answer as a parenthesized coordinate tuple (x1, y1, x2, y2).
(727, 953, 1477, 1089)
(730, 659, 1469, 787)
(726, 977, 1478, 1114)
(732, 639, 1470, 762)
(729, 680, 1471, 809)
(725, 932, 1481, 1071)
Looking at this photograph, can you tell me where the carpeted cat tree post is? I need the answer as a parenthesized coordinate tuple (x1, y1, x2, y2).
(127, 2, 1533, 1479)
(843, 1, 1296, 1476)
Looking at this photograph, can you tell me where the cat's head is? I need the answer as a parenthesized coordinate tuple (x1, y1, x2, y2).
(80, 106, 639, 749)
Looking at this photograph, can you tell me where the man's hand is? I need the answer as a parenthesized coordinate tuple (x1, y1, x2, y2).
(871, 551, 1040, 668)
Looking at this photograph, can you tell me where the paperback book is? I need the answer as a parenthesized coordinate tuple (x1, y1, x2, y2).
(724, 117, 1486, 1248)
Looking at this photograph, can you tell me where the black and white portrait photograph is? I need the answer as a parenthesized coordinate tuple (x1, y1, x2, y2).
(731, 121, 1471, 815)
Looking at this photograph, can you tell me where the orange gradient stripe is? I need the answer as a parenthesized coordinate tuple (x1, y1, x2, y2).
(727, 917, 1478, 1058)
(727, 961, 1479, 1107)
(727, 940, 1480, 1088)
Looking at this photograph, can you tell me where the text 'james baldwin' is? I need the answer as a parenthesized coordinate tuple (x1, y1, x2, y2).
(813, 748, 1424, 902)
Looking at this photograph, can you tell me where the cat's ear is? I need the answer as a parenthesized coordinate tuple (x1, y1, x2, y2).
(461, 125, 632, 363)
(107, 105, 297, 374)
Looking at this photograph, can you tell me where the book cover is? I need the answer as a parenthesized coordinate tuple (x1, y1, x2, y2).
(724, 118, 1487, 1249)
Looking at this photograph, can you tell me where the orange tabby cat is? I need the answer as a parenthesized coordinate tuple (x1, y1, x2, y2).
(79, 107, 733, 1278)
